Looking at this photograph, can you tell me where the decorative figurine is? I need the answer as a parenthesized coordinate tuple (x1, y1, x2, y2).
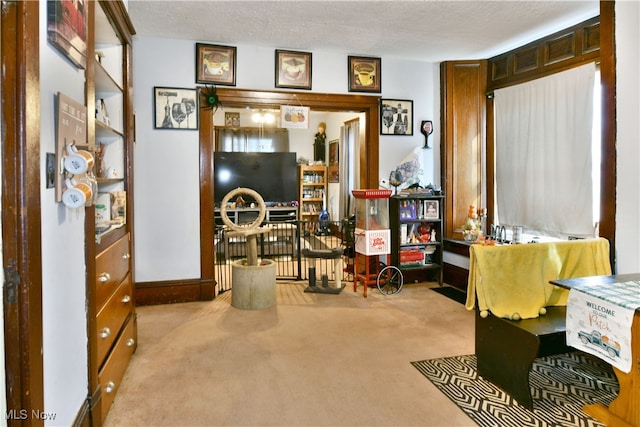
(313, 122, 326, 162)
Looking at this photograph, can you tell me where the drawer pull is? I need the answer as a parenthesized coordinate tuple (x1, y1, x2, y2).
(126, 338, 136, 347)
(98, 273, 111, 283)
(99, 327, 111, 339)
(121, 295, 131, 304)
(122, 252, 131, 260)
(104, 381, 116, 394)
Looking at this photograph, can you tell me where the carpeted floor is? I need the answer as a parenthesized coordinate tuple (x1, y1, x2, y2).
(105, 281, 478, 426)
(411, 351, 619, 427)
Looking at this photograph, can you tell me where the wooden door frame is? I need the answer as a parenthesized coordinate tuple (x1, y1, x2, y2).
(198, 89, 380, 296)
(2, 1, 45, 424)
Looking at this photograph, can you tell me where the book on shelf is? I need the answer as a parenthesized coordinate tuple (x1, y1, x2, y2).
(400, 250, 424, 263)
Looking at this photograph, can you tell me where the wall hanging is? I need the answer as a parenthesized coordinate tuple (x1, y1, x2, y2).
(195, 43, 237, 86)
(380, 99, 413, 135)
(348, 56, 381, 93)
(275, 50, 312, 90)
(154, 87, 199, 130)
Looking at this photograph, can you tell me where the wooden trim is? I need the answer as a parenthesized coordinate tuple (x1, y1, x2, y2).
(440, 60, 487, 239)
(442, 263, 469, 292)
(1, 1, 45, 424)
(135, 278, 215, 306)
(442, 238, 471, 257)
(71, 399, 92, 427)
(598, 1, 616, 268)
(98, 0, 136, 44)
(195, 88, 380, 303)
(199, 104, 216, 292)
(488, 17, 600, 91)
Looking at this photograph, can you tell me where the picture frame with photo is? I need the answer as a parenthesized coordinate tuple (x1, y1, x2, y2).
(424, 200, 439, 219)
(275, 50, 312, 90)
(380, 99, 413, 135)
(225, 112, 240, 127)
(196, 43, 237, 86)
(154, 87, 199, 130)
(348, 56, 381, 93)
(47, 0, 88, 69)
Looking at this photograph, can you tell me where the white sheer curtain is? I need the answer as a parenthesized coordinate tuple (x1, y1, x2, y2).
(339, 120, 360, 219)
(494, 63, 596, 238)
(215, 127, 289, 152)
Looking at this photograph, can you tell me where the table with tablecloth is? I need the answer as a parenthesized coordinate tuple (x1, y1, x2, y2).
(551, 273, 640, 427)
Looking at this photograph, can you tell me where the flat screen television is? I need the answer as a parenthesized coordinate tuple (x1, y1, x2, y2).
(214, 152, 298, 206)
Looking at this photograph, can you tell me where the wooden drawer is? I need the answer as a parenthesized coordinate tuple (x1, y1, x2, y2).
(99, 314, 137, 424)
(96, 274, 133, 366)
(95, 233, 131, 311)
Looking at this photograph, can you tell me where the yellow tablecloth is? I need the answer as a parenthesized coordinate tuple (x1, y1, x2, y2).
(465, 238, 611, 319)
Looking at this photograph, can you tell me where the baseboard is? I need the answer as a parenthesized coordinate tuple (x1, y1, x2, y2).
(442, 262, 469, 292)
(135, 277, 215, 305)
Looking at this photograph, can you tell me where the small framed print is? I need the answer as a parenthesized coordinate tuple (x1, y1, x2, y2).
(154, 87, 199, 130)
(196, 43, 237, 86)
(348, 56, 381, 93)
(275, 50, 312, 90)
(225, 112, 240, 127)
(380, 99, 413, 135)
(424, 200, 439, 219)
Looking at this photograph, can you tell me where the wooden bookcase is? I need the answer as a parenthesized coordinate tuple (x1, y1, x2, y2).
(298, 165, 327, 229)
(85, 1, 136, 424)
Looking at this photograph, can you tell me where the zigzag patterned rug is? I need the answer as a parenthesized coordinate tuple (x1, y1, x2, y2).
(411, 351, 618, 427)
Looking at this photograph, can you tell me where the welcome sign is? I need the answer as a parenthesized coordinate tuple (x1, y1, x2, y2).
(566, 281, 640, 373)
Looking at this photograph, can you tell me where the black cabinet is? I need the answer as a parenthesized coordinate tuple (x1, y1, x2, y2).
(390, 195, 444, 285)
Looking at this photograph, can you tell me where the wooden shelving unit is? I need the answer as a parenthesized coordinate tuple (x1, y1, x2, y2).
(298, 165, 327, 225)
(85, 2, 136, 424)
(390, 194, 444, 285)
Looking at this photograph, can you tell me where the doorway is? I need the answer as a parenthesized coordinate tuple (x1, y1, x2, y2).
(197, 88, 380, 296)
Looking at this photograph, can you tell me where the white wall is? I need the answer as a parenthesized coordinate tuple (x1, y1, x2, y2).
(0, 4, 634, 425)
(614, 0, 640, 274)
(132, 7, 638, 284)
(38, 1, 89, 425)
(132, 36, 438, 282)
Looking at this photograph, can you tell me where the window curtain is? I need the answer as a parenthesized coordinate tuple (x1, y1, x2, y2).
(494, 63, 596, 238)
(216, 127, 289, 152)
(339, 120, 359, 219)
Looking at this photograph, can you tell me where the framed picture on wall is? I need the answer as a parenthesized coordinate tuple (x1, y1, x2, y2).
(196, 43, 237, 86)
(275, 50, 312, 90)
(380, 99, 413, 135)
(348, 56, 381, 93)
(47, 0, 88, 69)
(154, 87, 199, 130)
(225, 112, 240, 127)
(328, 140, 339, 183)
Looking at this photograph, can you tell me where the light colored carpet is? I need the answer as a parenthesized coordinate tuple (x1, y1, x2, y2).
(105, 281, 476, 427)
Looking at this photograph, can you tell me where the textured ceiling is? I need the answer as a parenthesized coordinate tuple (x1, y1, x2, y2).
(127, 1, 599, 62)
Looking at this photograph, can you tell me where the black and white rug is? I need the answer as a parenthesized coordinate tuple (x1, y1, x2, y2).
(411, 351, 618, 427)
